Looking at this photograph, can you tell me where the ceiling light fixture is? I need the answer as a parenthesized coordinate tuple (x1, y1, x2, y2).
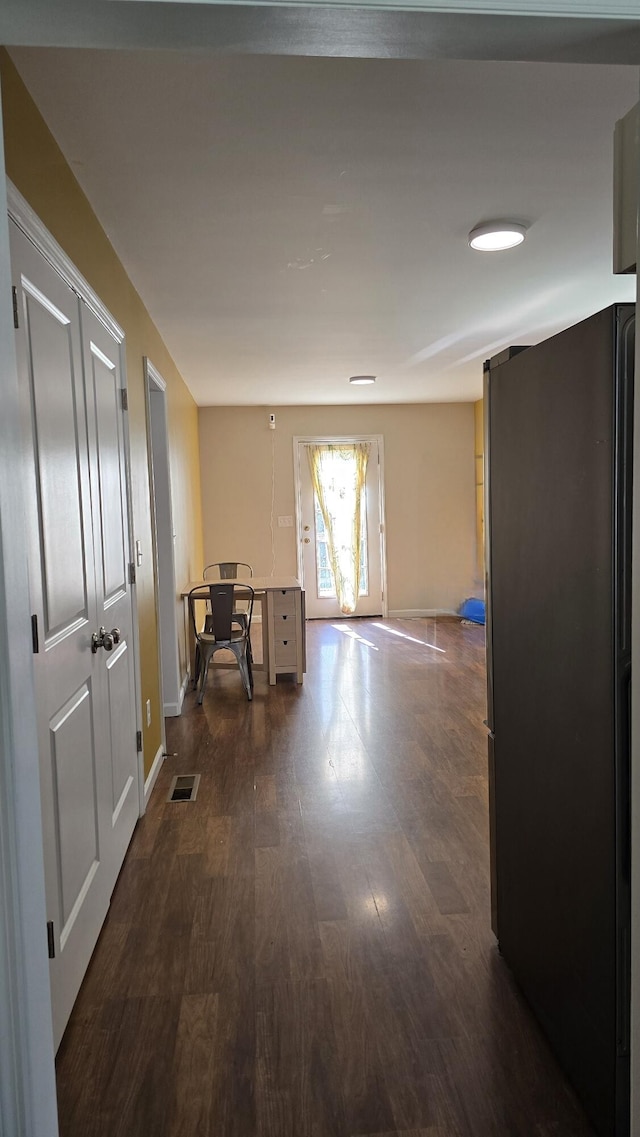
(468, 221, 528, 252)
(349, 375, 376, 385)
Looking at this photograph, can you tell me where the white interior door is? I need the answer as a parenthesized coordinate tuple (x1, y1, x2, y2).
(11, 221, 138, 1050)
(296, 438, 383, 619)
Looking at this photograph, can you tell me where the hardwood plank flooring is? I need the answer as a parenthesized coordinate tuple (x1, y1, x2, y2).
(55, 617, 595, 1136)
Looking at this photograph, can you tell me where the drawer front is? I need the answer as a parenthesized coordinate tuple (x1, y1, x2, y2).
(274, 638, 297, 666)
(272, 589, 297, 616)
(273, 613, 296, 636)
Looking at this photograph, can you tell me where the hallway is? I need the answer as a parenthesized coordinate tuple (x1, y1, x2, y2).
(55, 617, 594, 1136)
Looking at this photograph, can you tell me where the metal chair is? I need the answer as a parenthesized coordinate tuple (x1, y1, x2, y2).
(203, 562, 253, 632)
(203, 561, 253, 581)
(188, 583, 255, 704)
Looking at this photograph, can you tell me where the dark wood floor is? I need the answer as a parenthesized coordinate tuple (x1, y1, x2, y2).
(56, 617, 595, 1137)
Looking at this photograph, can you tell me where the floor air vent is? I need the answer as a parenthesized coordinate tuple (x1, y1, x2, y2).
(167, 774, 200, 803)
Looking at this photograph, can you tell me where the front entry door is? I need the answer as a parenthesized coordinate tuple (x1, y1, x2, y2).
(296, 438, 384, 619)
(11, 221, 139, 1049)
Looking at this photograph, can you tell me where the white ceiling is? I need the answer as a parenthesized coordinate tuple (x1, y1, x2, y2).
(9, 47, 638, 405)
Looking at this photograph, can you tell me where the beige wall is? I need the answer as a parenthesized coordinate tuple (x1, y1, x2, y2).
(1, 53, 203, 776)
(199, 403, 476, 614)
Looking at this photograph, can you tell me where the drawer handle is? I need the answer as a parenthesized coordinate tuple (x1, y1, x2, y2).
(283, 640, 288, 645)
(282, 614, 288, 620)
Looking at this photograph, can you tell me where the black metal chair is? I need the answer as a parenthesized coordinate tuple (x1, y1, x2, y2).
(194, 562, 254, 686)
(203, 562, 253, 632)
(188, 583, 254, 704)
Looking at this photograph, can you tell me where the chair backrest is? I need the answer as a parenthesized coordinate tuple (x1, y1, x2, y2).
(189, 583, 254, 644)
(203, 562, 253, 581)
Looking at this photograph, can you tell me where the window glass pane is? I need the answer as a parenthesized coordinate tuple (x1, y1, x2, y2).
(314, 490, 369, 598)
(359, 495, 369, 596)
(314, 500, 334, 596)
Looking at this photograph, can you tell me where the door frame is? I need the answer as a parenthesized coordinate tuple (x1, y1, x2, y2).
(144, 358, 182, 721)
(293, 434, 388, 618)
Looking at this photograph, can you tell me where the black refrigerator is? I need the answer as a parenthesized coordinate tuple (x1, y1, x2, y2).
(484, 303, 634, 1137)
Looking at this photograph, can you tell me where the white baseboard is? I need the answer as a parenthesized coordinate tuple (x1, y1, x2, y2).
(164, 671, 189, 718)
(144, 744, 164, 808)
(387, 608, 457, 618)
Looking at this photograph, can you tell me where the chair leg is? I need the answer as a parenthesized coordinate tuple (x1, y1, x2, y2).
(230, 643, 252, 701)
(246, 643, 254, 692)
(197, 645, 213, 705)
(243, 654, 253, 701)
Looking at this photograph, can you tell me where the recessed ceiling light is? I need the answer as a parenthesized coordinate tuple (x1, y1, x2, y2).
(468, 221, 528, 252)
(349, 375, 376, 385)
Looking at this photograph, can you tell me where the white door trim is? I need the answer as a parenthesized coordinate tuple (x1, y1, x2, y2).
(293, 434, 388, 619)
(145, 357, 182, 718)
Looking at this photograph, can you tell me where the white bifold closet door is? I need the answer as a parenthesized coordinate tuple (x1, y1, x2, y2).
(11, 220, 139, 1050)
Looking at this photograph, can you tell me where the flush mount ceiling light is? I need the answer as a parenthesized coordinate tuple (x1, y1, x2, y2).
(468, 221, 528, 252)
(349, 375, 376, 385)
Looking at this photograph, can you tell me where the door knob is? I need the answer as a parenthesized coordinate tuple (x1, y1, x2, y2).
(303, 538, 310, 544)
(91, 626, 121, 653)
(303, 525, 311, 532)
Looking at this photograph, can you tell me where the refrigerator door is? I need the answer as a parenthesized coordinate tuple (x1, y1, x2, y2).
(484, 346, 530, 941)
(612, 308, 634, 1137)
(487, 305, 633, 1137)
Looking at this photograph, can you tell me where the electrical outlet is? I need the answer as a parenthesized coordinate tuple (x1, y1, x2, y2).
(278, 515, 293, 527)
(146, 699, 151, 727)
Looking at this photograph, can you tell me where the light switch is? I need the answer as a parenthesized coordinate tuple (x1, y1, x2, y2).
(136, 540, 143, 566)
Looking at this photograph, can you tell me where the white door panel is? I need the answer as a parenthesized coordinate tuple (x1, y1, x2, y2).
(105, 639, 136, 821)
(297, 438, 383, 619)
(12, 222, 113, 1049)
(50, 684, 100, 938)
(81, 305, 138, 882)
(12, 221, 139, 1050)
(23, 280, 89, 638)
(88, 336, 128, 600)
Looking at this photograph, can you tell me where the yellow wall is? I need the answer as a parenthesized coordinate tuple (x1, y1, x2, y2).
(199, 403, 476, 614)
(1, 52, 203, 776)
(474, 397, 484, 586)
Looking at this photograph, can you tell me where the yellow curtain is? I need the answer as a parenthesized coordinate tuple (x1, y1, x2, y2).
(307, 442, 370, 615)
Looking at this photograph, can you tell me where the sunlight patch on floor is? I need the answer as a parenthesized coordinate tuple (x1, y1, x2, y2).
(331, 624, 379, 650)
(371, 622, 446, 653)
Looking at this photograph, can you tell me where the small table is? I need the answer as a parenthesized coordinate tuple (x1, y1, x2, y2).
(180, 576, 306, 687)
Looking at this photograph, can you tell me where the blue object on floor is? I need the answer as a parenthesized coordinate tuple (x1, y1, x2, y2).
(459, 597, 485, 624)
